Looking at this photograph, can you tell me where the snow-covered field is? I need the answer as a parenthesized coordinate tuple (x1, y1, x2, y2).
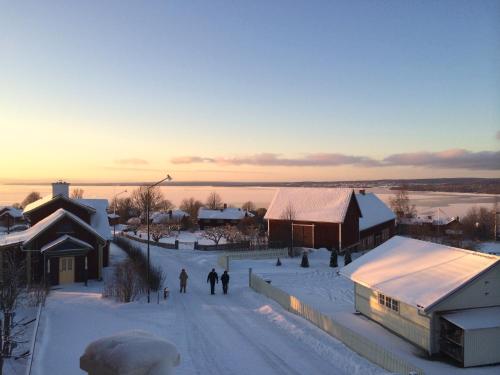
(30, 242, 387, 375)
(231, 249, 500, 375)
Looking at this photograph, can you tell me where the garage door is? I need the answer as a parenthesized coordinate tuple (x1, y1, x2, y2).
(293, 224, 314, 248)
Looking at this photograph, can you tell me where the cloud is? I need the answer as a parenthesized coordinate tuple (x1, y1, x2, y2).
(383, 149, 500, 170)
(172, 153, 380, 167)
(171, 149, 500, 171)
(114, 158, 149, 165)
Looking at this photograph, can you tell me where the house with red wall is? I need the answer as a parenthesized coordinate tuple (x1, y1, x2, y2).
(264, 188, 362, 251)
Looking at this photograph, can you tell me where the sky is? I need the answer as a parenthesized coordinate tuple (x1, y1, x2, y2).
(0, 0, 499, 183)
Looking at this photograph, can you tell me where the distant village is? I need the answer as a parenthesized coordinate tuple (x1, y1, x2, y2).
(0, 181, 499, 373)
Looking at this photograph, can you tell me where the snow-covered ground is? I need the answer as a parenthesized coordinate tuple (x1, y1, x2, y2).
(30, 242, 387, 375)
(231, 249, 500, 375)
(478, 241, 500, 255)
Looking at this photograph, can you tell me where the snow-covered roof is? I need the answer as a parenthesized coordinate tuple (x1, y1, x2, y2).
(151, 210, 189, 224)
(356, 193, 395, 231)
(0, 208, 106, 248)
(23, 194, 96, 214)
(76, 199, 112, 240)
(340, 236, 500, 312)
(0, 207, 23, 218)
(264, 188, 357, 223)
(40, 234, 94, 253)
(442, 307, 500, 330)
(198, 207, 253, 220)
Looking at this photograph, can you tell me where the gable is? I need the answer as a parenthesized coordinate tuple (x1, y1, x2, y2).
(24, 195, 95, 225)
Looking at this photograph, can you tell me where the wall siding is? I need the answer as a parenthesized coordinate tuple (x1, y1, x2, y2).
(355, 283, 432, 353)
(464, 328, 500, 367)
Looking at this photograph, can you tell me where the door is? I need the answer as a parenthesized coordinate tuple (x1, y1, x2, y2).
(59, 256, 75, 284)
(293, 225, 314, 248)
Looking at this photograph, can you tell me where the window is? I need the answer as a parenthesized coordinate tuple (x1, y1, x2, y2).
(67, 258, 73, 271)
(61, 258, 67, 271)
(378, 292, 399, 313)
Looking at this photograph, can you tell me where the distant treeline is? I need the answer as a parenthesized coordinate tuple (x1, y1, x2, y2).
(389, 179, 500, 195)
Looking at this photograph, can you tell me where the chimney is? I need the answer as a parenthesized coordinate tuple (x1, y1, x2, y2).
(52, 180, 70, 198)
(359, 189, 366, 195)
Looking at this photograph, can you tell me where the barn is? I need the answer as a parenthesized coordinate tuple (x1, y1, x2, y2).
(355, 190, 396, 250)
(264, 188, 362, 251)
(341, 236, 500, 367)
(0, 182, 111, 286)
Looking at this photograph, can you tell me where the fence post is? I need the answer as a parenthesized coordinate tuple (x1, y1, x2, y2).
(194, 241, 198, 250)
(175, 240, 179, 250)
(248, 268, 252, 287)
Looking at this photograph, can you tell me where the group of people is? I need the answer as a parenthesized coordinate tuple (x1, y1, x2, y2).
(178, 268, 230, 295)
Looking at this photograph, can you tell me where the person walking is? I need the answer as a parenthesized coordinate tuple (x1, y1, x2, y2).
(207, 268, 219, 295)
(179, 269, 188, 293)
(221, 270, 230, 295)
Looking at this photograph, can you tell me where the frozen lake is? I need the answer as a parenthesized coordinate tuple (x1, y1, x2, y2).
(0, 184, 497, 218)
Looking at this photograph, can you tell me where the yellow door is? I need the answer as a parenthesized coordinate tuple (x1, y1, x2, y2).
(59, 256, 74, 284)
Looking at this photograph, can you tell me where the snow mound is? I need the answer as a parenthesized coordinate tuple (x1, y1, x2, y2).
(81, 330, 180, 375)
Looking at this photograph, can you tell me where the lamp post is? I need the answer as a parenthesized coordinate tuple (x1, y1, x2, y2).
(147, 174, 172, 303)
(112, 189, 127, 239)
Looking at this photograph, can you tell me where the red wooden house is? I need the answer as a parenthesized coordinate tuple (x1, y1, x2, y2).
(356, 190, 396, 250)
(0, 182, 111, 285)
(264, 188, 362, 251)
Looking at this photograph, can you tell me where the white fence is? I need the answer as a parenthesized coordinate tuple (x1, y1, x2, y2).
(217, 249, 289, 271)
(249, 270, 425, 375)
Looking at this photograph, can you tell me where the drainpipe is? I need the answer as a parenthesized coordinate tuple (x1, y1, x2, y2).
(339, 223, 342, 252)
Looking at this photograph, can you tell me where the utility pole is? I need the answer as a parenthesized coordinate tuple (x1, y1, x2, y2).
(146, 174, 172, 303)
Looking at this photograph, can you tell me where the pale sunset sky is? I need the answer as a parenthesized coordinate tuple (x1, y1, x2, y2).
(1, 1, 499, 183)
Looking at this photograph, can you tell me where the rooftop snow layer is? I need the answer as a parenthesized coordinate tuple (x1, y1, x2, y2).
(0, 207, 23, 218)
(356, 193, 395, 231)
(264, 187, 355, 223)
(340, 236, 500, 311)
(442, 307, 500, 330)
(76, 199, 112, 240)
(151, 210, 189, 224)
(198, 207, 253, 220)
(0, 208, 106, 248)
(23, 194, 96, 214)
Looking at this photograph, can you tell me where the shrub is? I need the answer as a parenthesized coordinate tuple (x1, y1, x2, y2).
(113, 237, 165, 291)
(103, 259, 143, 303)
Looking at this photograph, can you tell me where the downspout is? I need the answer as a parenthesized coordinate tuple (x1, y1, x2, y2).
(339, 223, 342, 252)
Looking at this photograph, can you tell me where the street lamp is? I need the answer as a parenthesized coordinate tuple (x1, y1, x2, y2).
(112, 189, 127, 239)
(147, 174, 172, 303)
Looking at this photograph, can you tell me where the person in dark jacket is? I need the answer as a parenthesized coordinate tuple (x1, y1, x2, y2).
(221, 270, 230, 295)
(207, 268, 219, 295)
(179, 269, 188, 293)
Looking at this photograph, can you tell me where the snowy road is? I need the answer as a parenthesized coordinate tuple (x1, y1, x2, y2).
(31, 241, 386, 375)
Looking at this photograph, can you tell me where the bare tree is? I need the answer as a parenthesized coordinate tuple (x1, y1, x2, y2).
(180, 197, 204, 221)
(103, 260, 143, 303)
(242, 201, 256, 212)
(158, 199, 174, 211)
(222, 225, 244, 243)
(149, 224, 173, 242)
(21, 191, 41, 208)
(0, 249, 26, 371)
(461, 206, 495, 241)
(110, 197, 136, 223)
(131, 186, 165, 222)
(389, 186, 416, 219)
(280, 202, 296, 257)
(71, 188, 84, 199)
(205, 192, 223, 210)
(202, 226, 226, 248)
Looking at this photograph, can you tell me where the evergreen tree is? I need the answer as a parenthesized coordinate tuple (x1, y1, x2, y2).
(344, 250, 352, 266)
(300, 252, 309, 268)
(329, 250, 338, 268)
(276, 257, 282, 266)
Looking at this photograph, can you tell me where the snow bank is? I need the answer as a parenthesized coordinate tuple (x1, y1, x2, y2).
(80, 330, 180, 375)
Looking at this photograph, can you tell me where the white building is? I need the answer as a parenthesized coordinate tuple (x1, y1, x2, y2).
(341, 236, 500, 367)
